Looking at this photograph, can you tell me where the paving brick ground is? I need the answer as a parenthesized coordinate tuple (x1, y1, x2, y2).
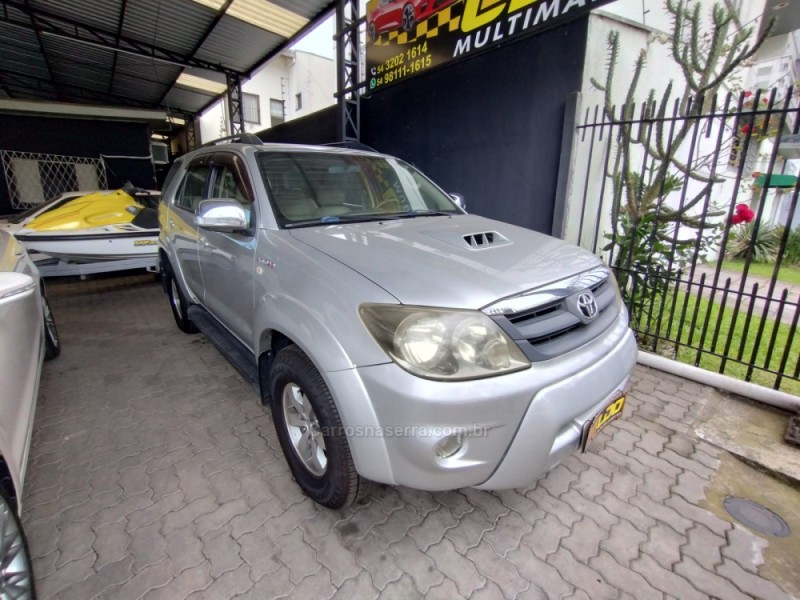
(22, 273, 795, 599)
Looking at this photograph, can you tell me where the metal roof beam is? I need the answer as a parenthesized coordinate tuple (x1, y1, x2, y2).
(195, 2, 337, 119)
(156, 0, 234, 107)
(0, 0, 243, 75)
(0, 67, 154, 108)
(106, 0, 129, 100)
(23, 0, 63, 101)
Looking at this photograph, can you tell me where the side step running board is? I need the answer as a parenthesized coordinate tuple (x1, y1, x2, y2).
(187, 305, 260, 392)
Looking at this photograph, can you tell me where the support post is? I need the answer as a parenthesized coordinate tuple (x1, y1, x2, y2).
(336, 0, 361, 142)
(184, 114, 198, 150)
(552, 92, 582, 239)
(226, 72, 245, 135)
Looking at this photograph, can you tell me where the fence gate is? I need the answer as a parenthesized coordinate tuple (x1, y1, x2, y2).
(568, 88, 800, 395)
(1, 150, 108, 209)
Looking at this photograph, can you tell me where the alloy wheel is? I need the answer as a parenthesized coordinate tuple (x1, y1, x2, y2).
(282, 382, 328, 476)
(0, 498, 34, 600)
(170, 279, 182, 315)
(43, 298, 58, 347)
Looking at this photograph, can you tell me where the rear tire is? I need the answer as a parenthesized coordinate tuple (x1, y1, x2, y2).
(0, 485, 36, 599)
(42, 295, 60, 361)
(166, 266, 198, 334)
(269, 345, 362, 509)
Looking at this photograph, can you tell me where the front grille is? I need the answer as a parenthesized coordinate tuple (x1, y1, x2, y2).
(507, 302, 559, 325)
(494, 277, 619, 362)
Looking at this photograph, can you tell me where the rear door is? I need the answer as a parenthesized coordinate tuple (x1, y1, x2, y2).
(197, 152, 257, 347)
(168, 156, 210, 299)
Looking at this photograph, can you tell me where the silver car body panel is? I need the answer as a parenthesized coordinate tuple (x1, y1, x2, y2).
(288, 216, 600, 310)
(0, 230, 45, 502)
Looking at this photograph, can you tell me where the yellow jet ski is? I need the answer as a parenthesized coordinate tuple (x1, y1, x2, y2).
(11, 188, 160, 262)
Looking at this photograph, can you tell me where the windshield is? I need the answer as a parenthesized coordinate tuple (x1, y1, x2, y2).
(257, 151, 461, 228)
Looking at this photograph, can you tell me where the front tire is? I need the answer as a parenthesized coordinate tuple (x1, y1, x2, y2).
(269, 346, 362, 509)
(165, 266, 198, 334)
(0, 485, 36, 599)
(42, 295, 60, 361)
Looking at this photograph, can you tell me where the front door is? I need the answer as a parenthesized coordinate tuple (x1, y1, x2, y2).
(169, 158, 210, 299)
(197, 152, 257, 348)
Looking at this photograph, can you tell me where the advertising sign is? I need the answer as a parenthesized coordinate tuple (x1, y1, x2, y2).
(366, 0, 614, 92)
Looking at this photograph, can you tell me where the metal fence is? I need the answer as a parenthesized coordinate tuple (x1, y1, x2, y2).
(1, 150, 107, 209)
(569, 88, 800, 394)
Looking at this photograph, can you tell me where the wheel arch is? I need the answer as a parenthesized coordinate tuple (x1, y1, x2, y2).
(0, 455, 18, 513)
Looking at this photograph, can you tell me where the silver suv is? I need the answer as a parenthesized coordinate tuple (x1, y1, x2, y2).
(158, 138, 637, 508)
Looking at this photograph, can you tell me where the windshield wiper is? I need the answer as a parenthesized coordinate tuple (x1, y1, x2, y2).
(284, 214, 402, 229)
(398, 210, 453, 218)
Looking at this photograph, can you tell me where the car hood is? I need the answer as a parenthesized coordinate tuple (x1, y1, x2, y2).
(289, 214, 604, 309)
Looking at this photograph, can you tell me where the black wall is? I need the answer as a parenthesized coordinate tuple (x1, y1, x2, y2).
(0, 115, 155, 214)
(247, 18, 588, 234)
(258, 105, 338, 145)
(361, 18, 588, 233)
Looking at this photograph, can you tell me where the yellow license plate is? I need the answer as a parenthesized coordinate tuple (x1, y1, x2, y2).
(582, 393, 626, 451)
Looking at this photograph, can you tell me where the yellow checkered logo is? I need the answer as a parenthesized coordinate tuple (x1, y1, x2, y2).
(373, 3, 463, 47)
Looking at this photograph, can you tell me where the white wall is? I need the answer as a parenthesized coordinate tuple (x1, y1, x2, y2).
(197, 50, 335, 143)
(563, 0, 769, 260)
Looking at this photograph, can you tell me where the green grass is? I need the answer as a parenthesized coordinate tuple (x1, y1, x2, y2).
(720, 260, 800, 286)
(634, 289, 800, 396)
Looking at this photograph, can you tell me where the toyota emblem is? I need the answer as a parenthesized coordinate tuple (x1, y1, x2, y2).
(577, 292, 598, 320)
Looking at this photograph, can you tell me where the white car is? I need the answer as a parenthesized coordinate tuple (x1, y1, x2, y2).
(0, 228, 60, 597)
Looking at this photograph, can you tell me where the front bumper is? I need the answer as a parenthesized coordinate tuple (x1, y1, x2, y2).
(325, 311, 637, 490)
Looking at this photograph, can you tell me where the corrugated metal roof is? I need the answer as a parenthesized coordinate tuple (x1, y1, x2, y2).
(194, 16, 285, 74)
(122, 0, 218, 57)
(162, 85, 215, 113)
(0, 0, 335, 117)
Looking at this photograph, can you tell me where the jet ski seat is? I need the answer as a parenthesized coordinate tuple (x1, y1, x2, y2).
(131, 207, 159, 230)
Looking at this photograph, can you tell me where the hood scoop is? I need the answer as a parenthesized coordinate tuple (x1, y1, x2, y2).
(424, 228, 512, 250)
(463, 231, 509, 249)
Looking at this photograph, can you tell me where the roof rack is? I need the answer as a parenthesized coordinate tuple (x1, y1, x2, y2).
(201, 132, 263, 147)
(323, 141, 378, 153)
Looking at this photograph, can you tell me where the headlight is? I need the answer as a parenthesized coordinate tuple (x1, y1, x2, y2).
(359, 304, 530, 380)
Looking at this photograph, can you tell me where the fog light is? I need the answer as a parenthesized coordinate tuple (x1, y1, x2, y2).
(435, 434, 464, 459)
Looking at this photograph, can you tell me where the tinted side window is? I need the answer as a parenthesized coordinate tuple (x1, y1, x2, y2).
(211, 165, 252, 206)
(175, 166, 209, 214)
(161, 159, 183, 199)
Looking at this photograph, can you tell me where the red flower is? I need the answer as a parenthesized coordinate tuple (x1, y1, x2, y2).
(732, 203, 755, 224)
(752, 171, 762, 178)
(761, 98, 768, 103)
(741, 124, 751, 134)
(744, 91, 753, 98)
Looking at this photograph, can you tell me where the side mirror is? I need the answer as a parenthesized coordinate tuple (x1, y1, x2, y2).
(196, 199, 248, 232)
(450, 193, 466, 212)
(0, 272, 36, 305)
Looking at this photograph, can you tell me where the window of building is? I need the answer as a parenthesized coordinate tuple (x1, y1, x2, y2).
(270, 99, 285, 127)
(295, 93, 303, 111)
(242, 93, 260, 125)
